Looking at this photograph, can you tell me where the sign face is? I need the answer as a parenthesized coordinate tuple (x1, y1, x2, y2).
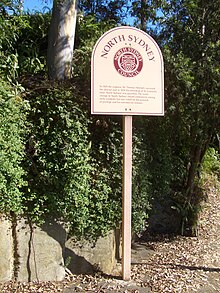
(91, 26, 164, 116)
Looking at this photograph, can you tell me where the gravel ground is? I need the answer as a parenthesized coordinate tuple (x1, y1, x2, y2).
(1, 175, 219, 292)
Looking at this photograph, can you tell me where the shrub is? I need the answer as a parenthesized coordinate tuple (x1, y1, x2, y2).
(202, 147, 220, 177)
(0, 79, 27, 214)
(24, 86, 123, 238)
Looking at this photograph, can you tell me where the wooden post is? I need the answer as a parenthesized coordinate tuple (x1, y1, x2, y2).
(122, 115, 132, 281)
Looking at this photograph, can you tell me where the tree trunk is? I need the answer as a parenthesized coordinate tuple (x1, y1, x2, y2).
(47, 0, 77, 80)
(186, 145, 202, 198)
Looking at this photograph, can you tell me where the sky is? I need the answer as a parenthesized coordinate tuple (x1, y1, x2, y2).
(23, 0, 52, 12)
(22, 0, 135, 25)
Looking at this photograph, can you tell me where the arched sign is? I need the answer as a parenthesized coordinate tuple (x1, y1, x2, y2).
(91, 26, 164, 115)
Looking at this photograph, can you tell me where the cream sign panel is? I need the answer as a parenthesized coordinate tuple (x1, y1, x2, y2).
(91, 26, 164, 115)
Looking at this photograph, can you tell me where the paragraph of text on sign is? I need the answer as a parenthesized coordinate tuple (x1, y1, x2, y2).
(99, 85, 157, 105)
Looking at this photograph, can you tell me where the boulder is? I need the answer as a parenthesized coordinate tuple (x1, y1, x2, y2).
(65, 230, 117, 274)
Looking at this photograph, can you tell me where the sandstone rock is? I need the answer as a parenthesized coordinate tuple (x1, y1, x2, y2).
(0, 216, 119, 282)
(0, 216, 13, 282)
(65, 230, 117, 274)
(16, 218, 66, 282)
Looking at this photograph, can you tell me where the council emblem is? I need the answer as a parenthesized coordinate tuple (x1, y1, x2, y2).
(114, 47, 143, 77)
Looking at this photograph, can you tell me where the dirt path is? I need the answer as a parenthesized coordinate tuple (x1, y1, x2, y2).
(131, 176, 220, 292)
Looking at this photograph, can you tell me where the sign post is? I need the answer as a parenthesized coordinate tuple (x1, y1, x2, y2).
(91, 26, 164, 280)
(122, 115, 132, 280)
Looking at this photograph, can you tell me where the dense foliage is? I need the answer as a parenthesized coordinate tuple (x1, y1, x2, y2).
(23, 86, 122, 238)
(0, 79, 27, 214)
(78, 0, 128, 23)
(157, 0, 220, 233)
(0, 11, 50, 80)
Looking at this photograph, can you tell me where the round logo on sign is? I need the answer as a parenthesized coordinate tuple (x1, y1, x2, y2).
(114, 47, 143, 77)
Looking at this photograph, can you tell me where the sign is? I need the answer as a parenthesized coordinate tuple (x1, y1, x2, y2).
(91, 26, 164, 115)
(91, 26, 164, 281)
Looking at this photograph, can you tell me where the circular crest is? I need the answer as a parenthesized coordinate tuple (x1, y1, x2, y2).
(114, 47, 143, 77)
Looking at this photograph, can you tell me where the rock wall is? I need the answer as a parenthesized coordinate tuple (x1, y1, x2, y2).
(0, 217, 66, 282)
(0, 216, 13, 282)
(65, 230, 117, 274)
(16, 219, 66, 282)
(0, 217, 118, 282)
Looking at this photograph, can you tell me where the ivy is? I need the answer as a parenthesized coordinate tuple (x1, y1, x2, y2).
(21, 86, 123, 238)
(0, 79, 27, 214)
